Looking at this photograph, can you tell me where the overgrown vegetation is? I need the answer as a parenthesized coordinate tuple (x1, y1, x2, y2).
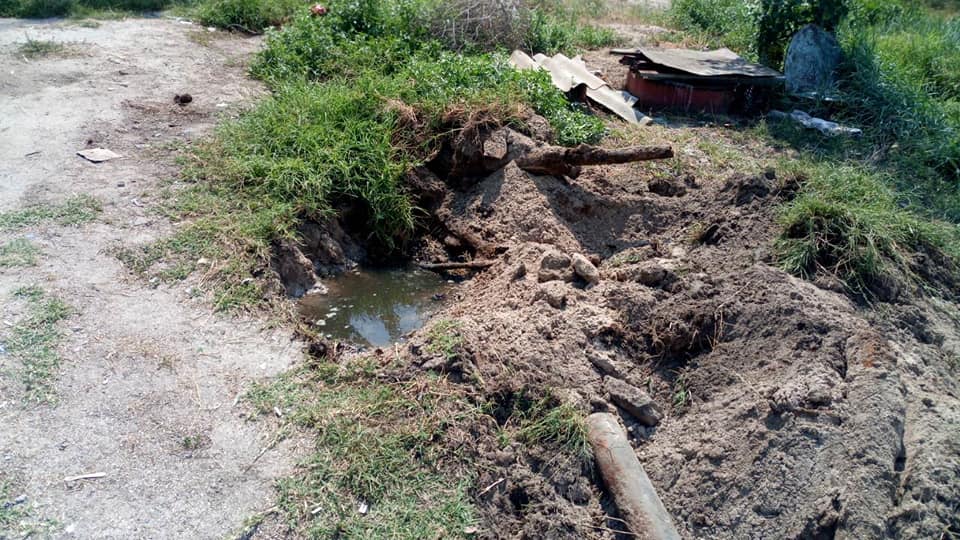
(0, 0, 179, 17)
(245, 359, 474, 537)
(124, 0, 616, 310)
(666, 0, 960, 295)
(245, 356, 590, 536)
(3, 286, 71, 404)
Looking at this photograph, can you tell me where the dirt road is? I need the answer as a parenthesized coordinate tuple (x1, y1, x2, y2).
(0, 18, 299, 539)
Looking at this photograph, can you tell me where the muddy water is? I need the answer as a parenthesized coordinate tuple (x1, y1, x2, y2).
(299, 268, 453, 347)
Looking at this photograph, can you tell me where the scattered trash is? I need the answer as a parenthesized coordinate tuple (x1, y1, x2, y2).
(64, 472, 107, 482)
(463, 526, 479, 535)
(273, 406, 283, 418)
(509, 50, 651, 125)
(357, 500, 368, 515)
(310, 4, 328, 16)
(613, 47, 783, 114)
(174, 93, 193, 106)
(768, 109, 862, 137)
(77, 148, 121, 163)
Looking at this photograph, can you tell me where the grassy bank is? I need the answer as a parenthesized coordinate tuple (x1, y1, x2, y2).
(665, 0, 960, 296)
(121, 0, 618, 310)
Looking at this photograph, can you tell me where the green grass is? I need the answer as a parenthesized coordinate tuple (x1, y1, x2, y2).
(245, 357, 591, 536)
(425, 319, 464, 361)
(16, 38, 72, 58)
(246, 360, 478, 538)
(0, 478, 57, 538)
(0, 238, 40, 267)
(0, 195, 101, 230)
(194, 0, 302, 33)
(514, 398, 591, 459)
(129, 1, 612, 309)
(774, 160, 960, 297)
(4, 287, 71, 404)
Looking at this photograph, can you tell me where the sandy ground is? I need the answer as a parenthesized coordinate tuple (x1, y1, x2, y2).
(0, 18, 300, 539)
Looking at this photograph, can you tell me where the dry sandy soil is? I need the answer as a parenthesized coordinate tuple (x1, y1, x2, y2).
(392, 119, 960, 538)
(0, 18, 300, 539)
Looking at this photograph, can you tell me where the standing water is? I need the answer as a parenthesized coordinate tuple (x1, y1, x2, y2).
(298, 267, 454, 348)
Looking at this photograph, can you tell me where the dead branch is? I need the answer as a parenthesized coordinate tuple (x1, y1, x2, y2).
(418, 260, 496, 271)
(516, 144, 674, 178)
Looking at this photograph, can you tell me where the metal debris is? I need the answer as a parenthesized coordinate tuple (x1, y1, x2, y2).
(509, 50, 652, 125)
(613, 47, 784, 114)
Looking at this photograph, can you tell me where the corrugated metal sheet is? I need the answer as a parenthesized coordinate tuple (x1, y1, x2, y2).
(509, 50, 651, 125)
(613, 47, 783, 78)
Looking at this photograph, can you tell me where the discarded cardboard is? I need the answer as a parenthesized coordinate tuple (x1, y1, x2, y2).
(509, 50, 651, 125)
(77, 148, 121, 163)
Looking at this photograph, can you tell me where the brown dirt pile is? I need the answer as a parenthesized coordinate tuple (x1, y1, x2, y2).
(388, 129, 960, 538)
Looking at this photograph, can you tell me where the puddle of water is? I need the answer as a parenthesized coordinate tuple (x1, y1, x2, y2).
(298, 267, 453, 348)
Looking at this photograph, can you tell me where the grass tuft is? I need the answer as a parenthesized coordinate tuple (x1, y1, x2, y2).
(0, 238, 40, 267)
(774, 161, 960, 296)
(246, 361, 477, 538)
(16, 38, 71, 58)
(0, 195, 101, 230)
(4, 288, 72, 404)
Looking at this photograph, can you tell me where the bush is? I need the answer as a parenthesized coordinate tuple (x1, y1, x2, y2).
(195, 0, 302, 32)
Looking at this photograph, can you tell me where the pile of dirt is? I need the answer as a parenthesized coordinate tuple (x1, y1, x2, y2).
(388, 125, 959, 538)
(283, 114, 959, 538)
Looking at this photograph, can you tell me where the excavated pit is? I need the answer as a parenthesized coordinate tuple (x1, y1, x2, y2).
(270, 116, 960, 539)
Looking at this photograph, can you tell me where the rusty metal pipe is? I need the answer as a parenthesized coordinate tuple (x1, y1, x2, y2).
(587, 412, 681, 540)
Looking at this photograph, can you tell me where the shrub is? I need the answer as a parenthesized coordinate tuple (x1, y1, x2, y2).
(195, 0, 303, 32)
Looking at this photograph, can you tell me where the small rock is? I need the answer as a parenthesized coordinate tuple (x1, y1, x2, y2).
(587, 350, 621, 377)
(512, 262, 527, 280)
(535, 281, 567, 309)
(648, 177, 687, 197)
(571, 253, 600, 285)
(540, 250, 571, 270)
(174, 93, 193, 106)
(604, 377, 662, 426)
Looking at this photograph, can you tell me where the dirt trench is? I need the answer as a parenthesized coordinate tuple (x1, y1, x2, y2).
(292, 116, 960, 538)
(0, 19, 300, 539)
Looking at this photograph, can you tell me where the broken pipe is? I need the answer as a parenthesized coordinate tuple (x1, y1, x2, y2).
(586, 412, 681, 540)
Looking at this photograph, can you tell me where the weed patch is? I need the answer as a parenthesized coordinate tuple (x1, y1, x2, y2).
(0, 195, 101, 230)
(16, 38, 74, 58)
(3, 287, 71, 404)
(0, 478, 57, 538)
(0, 238, 40, 267)
(246, 361, 478, 537)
